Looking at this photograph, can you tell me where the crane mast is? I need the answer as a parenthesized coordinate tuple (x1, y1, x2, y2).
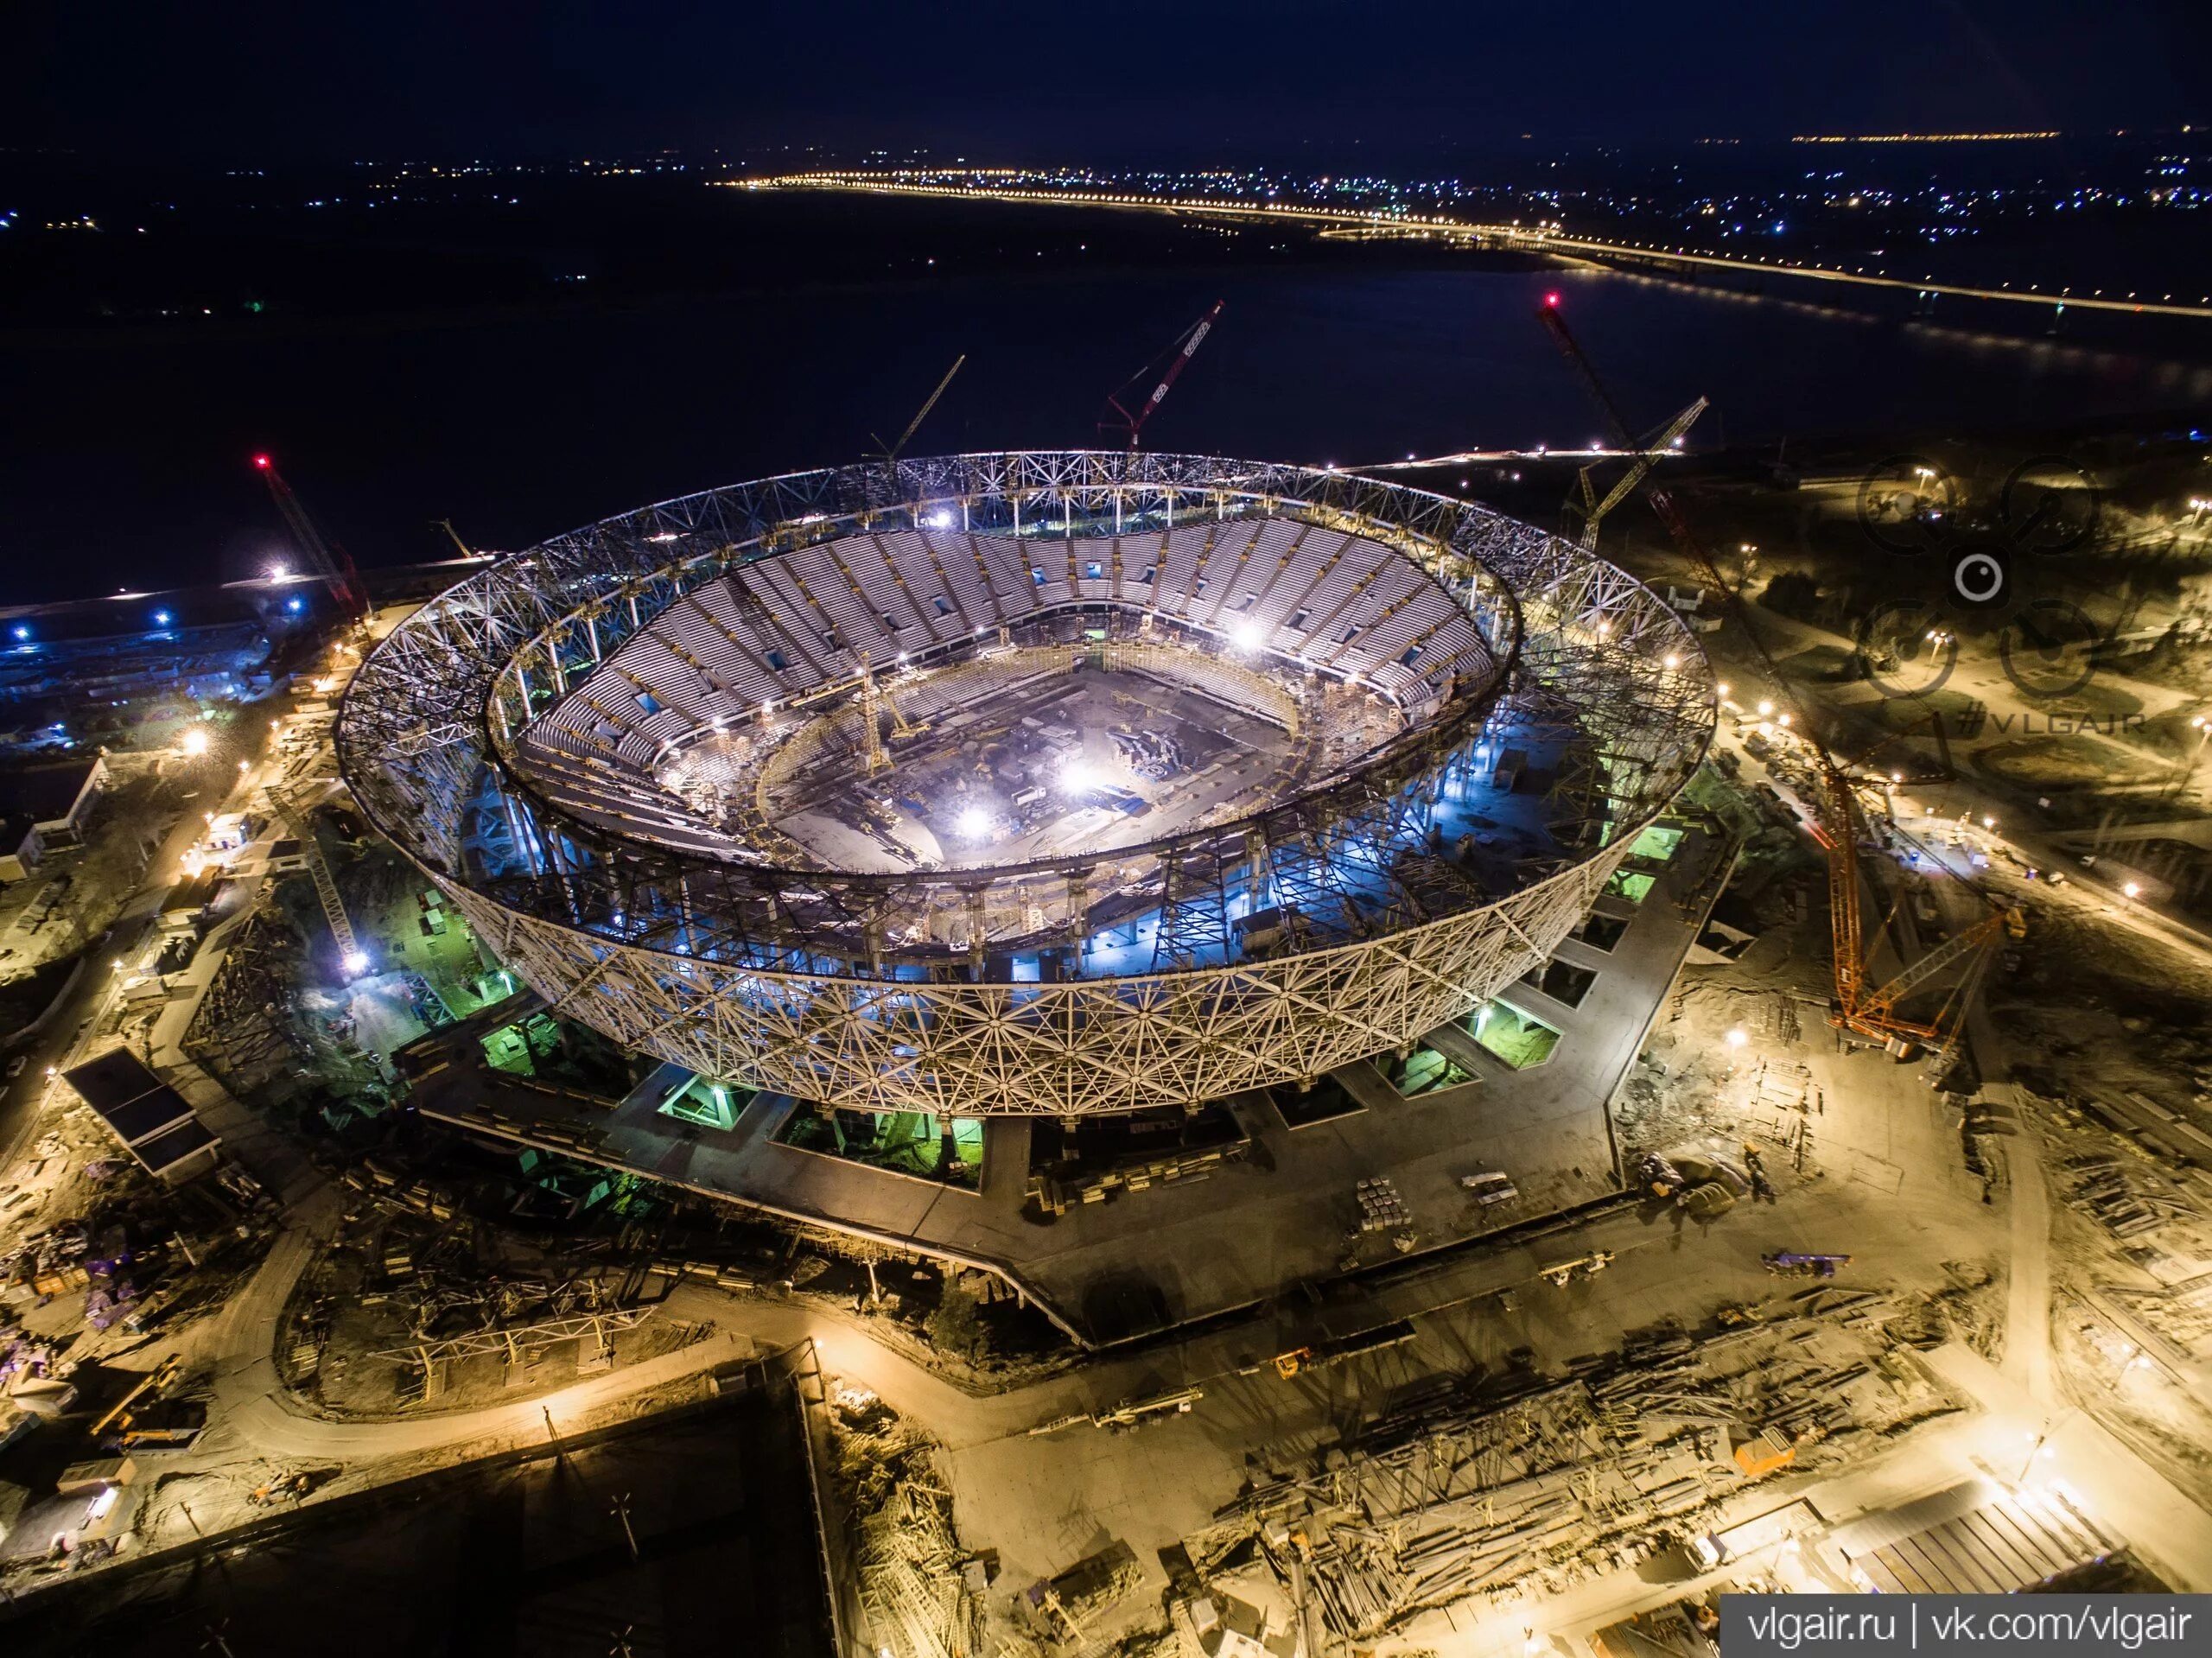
(1571, 397, 1707, 549)
(265, 778, 365, 977)
(874, 354, 966, 473)
(1534, 295, 2012, 1052)
(1100, 301, 1225, 450)
(254, 454, 367, 619)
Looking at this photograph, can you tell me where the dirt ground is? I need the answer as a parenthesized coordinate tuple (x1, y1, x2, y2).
(1993, 872, 2212, 1113)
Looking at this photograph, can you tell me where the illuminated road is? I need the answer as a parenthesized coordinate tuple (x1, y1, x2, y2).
(741, 172, 2212, 321)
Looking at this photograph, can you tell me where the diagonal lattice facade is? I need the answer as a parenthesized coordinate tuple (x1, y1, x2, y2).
(337, 452, 1715, 1116)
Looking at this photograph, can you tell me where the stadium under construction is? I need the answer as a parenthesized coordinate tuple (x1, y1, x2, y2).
(338, 451, 1726, 1338)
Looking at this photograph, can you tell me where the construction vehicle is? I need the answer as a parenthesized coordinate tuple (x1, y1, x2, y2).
(1540, 1251, 1615, 1287)
(1099, 301, 1224, 449)
(1272, 1318, 1417, 1379)
(1460, 1170, 1518, 1207)
(1027, 1386, 1203, 1437)
(88, 1356, 181, 1442)
(1763, 1251, 1852, 1279)
(91, 1356, 205, 1449)
(254, 454, 368, 620)
(246, 1470, 320, 1506)
(115, 1422, 204, 1451)
(1092, 1385, 1202, 1431)
(1535, 297, 2018, 1060)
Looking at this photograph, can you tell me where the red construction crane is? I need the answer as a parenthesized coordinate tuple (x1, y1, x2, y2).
(254, 454, 367, 620)
(1098, 300, 1225, 450)
(1534, 295, 2013, 1055)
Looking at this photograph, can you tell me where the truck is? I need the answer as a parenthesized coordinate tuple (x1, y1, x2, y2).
(1763, 1251, 1851, 1278)
(1273, 1318, 1418, 1379)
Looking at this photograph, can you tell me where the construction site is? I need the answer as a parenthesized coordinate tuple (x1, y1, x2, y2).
(1, 291, 2211, 1656)
(701, 648, 1397, 877)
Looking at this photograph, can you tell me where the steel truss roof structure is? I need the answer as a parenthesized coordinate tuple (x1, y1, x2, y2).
(338, 452, 1715, 1116)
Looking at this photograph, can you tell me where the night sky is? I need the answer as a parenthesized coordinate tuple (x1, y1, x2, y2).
(10, 1, 2208, 164)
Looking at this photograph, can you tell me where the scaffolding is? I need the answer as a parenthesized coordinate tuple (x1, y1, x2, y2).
(856, 657, 892, 775)
(337, 451, 1717, 1115)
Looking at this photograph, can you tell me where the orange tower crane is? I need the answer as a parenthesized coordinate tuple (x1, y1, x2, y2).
(1535, 295, 2015, 1054)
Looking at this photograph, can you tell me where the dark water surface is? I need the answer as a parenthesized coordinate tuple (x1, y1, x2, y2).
(6, 257, 2210, 604)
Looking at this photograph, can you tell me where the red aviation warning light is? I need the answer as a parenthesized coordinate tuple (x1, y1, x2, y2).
(252, 454, 368, 620)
